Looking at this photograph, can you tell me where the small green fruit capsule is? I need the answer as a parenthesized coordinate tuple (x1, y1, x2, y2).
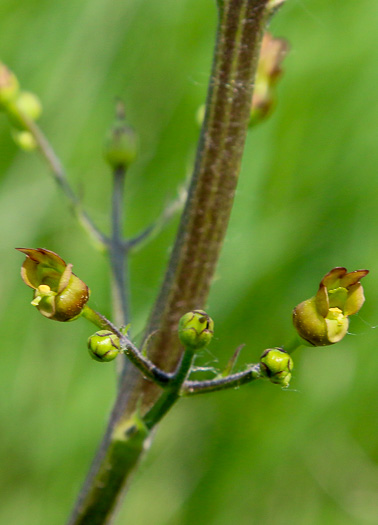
(178, 310, 214, 350)
(88, 330, 120, 362)
(104, 102, 137, 169)
(260, 348, 293, 388)
(0, 63, 19, 107)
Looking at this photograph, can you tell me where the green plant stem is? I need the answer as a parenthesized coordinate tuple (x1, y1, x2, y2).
(143, 348, 194, 429)
(283, 335, 305, 354)
(20, 116, 108, 250)
(182, 364, 262, 396)
(69, 2, 270, 523)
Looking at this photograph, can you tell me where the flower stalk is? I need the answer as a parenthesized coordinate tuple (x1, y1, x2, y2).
(69, 2, 271, 523)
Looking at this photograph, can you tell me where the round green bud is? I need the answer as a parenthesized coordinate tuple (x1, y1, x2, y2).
(16, 91, 42, 121)
(88, 330, 120, 362)
(104, 104, 137, 169)
(12, 130, 37, 151)
(178, 310, 214, 350)
(260, 348, 293, 388)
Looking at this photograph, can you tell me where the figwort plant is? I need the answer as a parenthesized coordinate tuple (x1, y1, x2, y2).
(0, 1, 369, 523)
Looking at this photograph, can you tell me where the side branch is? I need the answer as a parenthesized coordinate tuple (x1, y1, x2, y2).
(22, 117, 108, 249)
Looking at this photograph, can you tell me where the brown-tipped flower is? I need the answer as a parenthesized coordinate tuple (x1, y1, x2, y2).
(293, 267, 369, 346)
(17, 248, 90, 322)
(250, 32, 288, 126)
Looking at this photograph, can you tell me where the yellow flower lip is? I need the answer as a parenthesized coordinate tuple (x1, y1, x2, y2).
(292, 267, 369, 346)
(38, 284, 51, 294)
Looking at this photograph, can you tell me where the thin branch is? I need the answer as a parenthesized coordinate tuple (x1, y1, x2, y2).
(21, 116, 108, 249)
(182, 364, 262, 396)
(110, 166, 129, 327)
(125, 184, 187, 252)
(82, 307, 172, 386)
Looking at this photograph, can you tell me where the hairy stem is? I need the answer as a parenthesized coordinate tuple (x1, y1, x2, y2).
(182, 364, 262, 396)
(82, 306, 171, 386)
(69, 1, 270, 523)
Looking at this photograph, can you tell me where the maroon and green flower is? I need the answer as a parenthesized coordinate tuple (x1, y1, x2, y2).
(17, 248, 89, 322)
(293, 267, 368, 346)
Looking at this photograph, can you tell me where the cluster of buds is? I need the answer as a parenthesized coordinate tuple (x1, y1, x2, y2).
(0, 62, 42, 151)
(178, 310, 214, 350)
(293, 267, 368, 346)
(17, 248, 89, 322)
(249, 32, 288, 127)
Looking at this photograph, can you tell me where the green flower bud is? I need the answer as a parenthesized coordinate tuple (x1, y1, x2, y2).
(260, 348, 293, 387)
(0, 63, 19, 107)
(15, 91, 42, 121)
(178, 310, 214, 350)
(17, 248, 90, 322)
(104, 102, 137, 169)
(88, 331, 120, 362)
(249, 32, 288, 127)
(293, 267, 369, 346)
(11, 130, 37, 151)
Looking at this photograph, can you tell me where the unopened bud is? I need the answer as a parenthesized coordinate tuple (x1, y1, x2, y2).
(12, 130, 37, 151)
(0, 63, 19, 107)
(249, 32, 288, 127)
(260, 348, 293, 387)
(104, 102, 137, 169)
(178, 310, 214, 350)
(88, 330, 120, 362)
(16, 91, 42, 121)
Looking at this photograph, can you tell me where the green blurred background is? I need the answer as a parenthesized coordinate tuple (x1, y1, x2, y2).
(1, 0, 378, 523)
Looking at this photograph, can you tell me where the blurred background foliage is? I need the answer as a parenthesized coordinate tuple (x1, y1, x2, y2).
(1, 0, 378, 523)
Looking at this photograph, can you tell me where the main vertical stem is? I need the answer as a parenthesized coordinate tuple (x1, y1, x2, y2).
(69, 2, 270, 523)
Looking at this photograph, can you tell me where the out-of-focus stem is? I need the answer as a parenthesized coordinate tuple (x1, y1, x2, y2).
(110, 166, 129, 328)
(21, 117, 108, 249)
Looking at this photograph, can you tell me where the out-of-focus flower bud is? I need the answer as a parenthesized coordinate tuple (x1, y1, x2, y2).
(178, 310, 214, 350)
(15, 91, 42, 121)
(11, 130, 37, 151)
(104, 102, 137, 170)
(88, 330, 120, 362)
(260, 348, 293, 387)
(293, 267, 369, 346)
(0, 63, 19, 107)
(17, 248, 90, 322)
(249, 32, 288, 127)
